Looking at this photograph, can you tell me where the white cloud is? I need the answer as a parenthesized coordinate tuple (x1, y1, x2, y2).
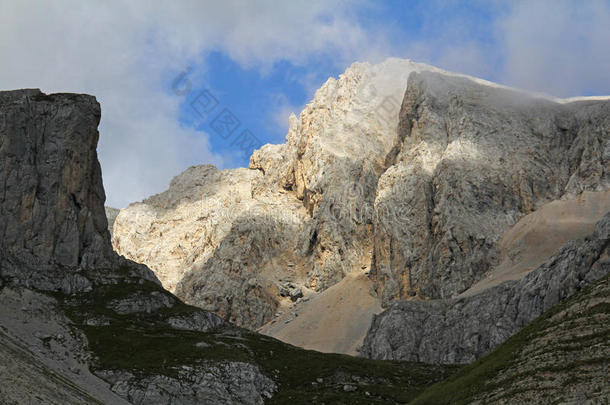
(0, 0, 383, 207)
(498, 0, 610, 97)
(388, 0, 610, 98)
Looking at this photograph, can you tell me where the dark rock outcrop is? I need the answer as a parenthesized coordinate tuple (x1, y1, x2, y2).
(0, 90, 111, 268)
(0, 89, 156, 292)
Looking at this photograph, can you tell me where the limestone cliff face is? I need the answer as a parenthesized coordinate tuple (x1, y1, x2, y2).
(113, 59, 610, 335)
(113, 165, 308, 328)
(0, 89, 159, 294)
(371, 72, 610, 304)
(250, 59, 447, 292)
(114, 59, 450, 328)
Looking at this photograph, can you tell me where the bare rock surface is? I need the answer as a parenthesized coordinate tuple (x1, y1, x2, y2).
(361, 212, 610, 364)
(97, 362, 275, 405)
(0, 89, 156, 291)
(113, 164, 308, 329)
(105, 207, 120, 238)
(371, 71, 610, 303)
(113, 59, 610, 340)
(0, 90, 113, 275)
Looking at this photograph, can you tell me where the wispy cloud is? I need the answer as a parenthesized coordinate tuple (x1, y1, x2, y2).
(0, 0, 383, 207)
(499, 0, 610, 97)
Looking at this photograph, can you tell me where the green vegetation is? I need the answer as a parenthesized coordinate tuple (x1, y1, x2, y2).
(56, 270, 458, 404)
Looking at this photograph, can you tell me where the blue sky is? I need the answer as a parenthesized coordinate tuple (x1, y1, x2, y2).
(175, 1, 509, 168)
(175, 51, 330, 167)
(2, 0, 609, 206)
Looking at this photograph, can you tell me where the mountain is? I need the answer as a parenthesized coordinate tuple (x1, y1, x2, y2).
(2, 55, 608, 404)
(111, 58, 610, 360)
(112, 59, 440, 333)
(0, 88, 457, 404)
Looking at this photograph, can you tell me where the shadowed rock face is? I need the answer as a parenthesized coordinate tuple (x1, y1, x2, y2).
(0, 89, 113, 271)
(361, 212, 610, 364)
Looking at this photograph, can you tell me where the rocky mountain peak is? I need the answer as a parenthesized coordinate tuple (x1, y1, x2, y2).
(113, 58, 609, 355)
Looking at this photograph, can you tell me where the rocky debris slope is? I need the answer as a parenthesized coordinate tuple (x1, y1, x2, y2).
(462, 189, 610, 296)
(0, 328, 108, 405)
(361, 212, 610, 364)
(258, 270, 382, 356)
(0, 89, 456, 404)
(410, 272, 610, 404)
(113, 59, 610, 340)
(0, 286, 131, 405)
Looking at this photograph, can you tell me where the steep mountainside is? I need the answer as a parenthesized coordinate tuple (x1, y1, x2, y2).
(371, 71, 610, 304)
(0, 89, 456, 404)
(112, 58, 610, 358)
